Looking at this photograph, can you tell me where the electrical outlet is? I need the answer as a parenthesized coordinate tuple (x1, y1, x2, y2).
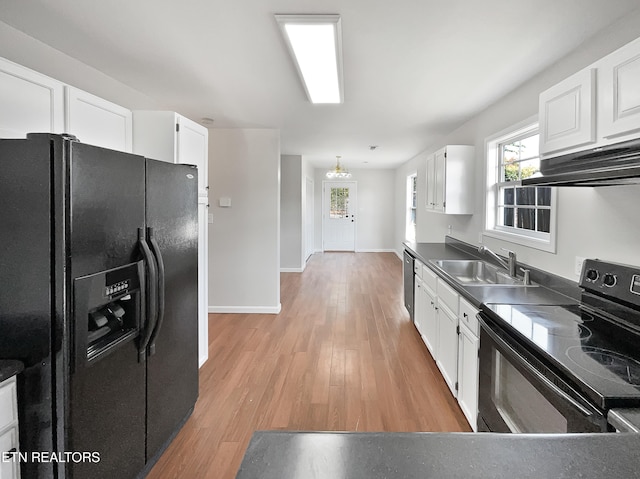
(575, 256, 586, 276)
(478, 233, 483, 244)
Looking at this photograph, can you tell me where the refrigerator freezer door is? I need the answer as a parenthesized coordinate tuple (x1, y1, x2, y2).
(69, 142, 146, 278)
(68, 141, 147, 478)
(144, 159, 199, 462)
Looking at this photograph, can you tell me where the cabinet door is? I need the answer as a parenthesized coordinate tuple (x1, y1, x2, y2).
(433, 148, 446, 212)
(197, 202, 209, 367)
(423, 287, 438, 358)
(65, 86, 132, 152)
(458, 323, 479, 431)
(436, 303, 458, 397)
(0, 57, 64, 139)
(177, 116, 208, 197)
(0, 428, 19, 479)
(413, 277, 422, 333)
(425, 155, 435, 209)
(598, 38, 640, 139)
(539, 69, 596, 155)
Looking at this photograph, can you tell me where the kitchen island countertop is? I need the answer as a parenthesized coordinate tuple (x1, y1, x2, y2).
(236, 430, 640, 479)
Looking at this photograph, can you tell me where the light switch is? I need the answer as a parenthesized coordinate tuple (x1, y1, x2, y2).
(208, 214, 214, 224)
(219, 197, 231, 207)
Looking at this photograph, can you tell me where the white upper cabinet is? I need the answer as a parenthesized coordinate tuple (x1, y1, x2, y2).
(0, 57, 64, 139)
(539, 36, 640, 158)
(539, 69, 596, 155)
(133, 111, 209, 197)
(425, 145, 475, 215)
(598, 37, 640, 140)
(65, 86, 133, 152)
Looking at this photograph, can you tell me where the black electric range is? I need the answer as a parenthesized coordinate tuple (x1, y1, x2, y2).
(480, 259, 640, 431)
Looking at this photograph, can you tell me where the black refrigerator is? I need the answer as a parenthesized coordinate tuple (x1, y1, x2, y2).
(0, 133, 199, 478)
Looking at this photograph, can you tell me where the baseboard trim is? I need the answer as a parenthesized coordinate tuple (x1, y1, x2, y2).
(209, 304, 282, 314)
(355, 248, 397, 253)
(281, 266, 305, 273)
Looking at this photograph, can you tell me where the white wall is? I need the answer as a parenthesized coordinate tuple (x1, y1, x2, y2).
(281, 155, 303, 271)
(315, 168, 396, 252)
(208, 129, 281, 313)
(0, 20, 158, 111)
(395, 11, 640, 280)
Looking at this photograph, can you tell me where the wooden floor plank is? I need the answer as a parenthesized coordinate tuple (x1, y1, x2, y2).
(147, 252, 470, 479)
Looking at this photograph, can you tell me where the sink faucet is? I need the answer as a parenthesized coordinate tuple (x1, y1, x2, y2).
(478, 246, 517, 278)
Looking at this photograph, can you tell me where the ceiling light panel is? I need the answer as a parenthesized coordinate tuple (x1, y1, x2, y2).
(275, 14, 343, 104)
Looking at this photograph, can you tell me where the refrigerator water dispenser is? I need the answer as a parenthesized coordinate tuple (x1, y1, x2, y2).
(73, 261, 144, 367)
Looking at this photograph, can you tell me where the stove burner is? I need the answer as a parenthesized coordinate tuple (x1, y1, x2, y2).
(566, 346, 640, 386)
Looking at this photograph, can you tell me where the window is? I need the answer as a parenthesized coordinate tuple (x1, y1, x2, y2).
(406, 173, 417, 242)
(485, 119, 557, 252)
(329, 187, 350, 218)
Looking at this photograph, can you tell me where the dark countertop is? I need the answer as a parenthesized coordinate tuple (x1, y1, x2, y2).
(236, 431, 640, 479)
(403, 240, 580, 308)
(0, 359, 23, 382)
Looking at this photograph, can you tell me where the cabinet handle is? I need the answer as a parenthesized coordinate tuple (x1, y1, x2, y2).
(463, 313, 468, 318)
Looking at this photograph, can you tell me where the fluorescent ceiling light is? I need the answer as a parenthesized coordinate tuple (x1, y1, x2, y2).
(275, 14, 343, 104)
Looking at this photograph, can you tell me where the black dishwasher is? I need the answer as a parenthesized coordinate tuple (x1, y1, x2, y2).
(403, 251, 415, 321)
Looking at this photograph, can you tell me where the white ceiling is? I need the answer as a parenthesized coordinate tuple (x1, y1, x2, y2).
(1, 0, 639, 169)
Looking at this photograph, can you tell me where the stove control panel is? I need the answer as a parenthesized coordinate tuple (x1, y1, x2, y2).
(581, 259, 640, 305)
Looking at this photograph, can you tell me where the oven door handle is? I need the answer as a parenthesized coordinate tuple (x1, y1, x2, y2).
(478, 313, 595, 418)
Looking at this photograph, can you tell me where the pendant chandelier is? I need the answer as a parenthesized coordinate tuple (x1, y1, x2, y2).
(326, 156, 351, 179)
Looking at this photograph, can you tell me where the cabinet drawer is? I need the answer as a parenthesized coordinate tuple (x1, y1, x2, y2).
(437, 279, 459, 315)
(422, 266, 438, 293)
(459, 298, 479, 336)
(414, 260, 424, 279)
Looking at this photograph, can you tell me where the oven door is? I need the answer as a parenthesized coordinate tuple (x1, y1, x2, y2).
(478, 313, 607, 433)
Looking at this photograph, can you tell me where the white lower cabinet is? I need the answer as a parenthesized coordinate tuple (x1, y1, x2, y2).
(422, 285, 438, 357)
(414, 274, 438, 357)
(457, 298, 480, 431)
(410, 259, 481, 431)
(414, 276, 425, 334)
(436, 302, 459, 397)
(0, 376, 20, 479)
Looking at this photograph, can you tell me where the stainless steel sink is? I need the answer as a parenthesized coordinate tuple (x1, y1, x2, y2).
(430, 260, 536, 287)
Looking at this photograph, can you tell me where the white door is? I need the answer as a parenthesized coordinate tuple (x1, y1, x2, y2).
(177, 115, 209, 197)
(305, 177, 315, 261)
(322, 181, 356, 251)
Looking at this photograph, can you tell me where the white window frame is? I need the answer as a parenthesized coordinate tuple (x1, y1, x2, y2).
(406, 172, 417, 242)
(484, 116, 557, 253)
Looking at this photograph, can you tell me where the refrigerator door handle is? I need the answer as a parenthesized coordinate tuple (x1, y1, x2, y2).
(137, 227, 158, 362)
(147, 227, 166, 356)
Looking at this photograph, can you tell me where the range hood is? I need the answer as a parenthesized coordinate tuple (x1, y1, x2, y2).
(522, 138, 640, 187)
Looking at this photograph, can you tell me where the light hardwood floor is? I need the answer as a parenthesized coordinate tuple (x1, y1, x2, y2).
(147, 252, 470, 478)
